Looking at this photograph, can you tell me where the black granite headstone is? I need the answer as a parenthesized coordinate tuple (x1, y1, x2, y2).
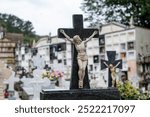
(40, 88, 120, 100)
(58, 14, 99, 89)
(101, 51, 122, 87)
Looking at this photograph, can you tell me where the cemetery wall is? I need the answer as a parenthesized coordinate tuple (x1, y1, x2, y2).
(101, 22, 126, 34)
(135, 27, 150, 57)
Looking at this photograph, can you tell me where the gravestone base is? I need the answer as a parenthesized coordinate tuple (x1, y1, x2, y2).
(40, 88, 120, 100)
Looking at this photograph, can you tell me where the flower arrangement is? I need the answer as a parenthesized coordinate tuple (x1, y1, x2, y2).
(42, 70, 64, 81)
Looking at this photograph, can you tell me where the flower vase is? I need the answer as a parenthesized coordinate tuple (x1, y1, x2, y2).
(58, 78, 63, 87)
(50, 80, 56, 89)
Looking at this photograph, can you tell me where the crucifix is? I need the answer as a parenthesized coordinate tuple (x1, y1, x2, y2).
(101, 51, 122, 87)
(58, 14, 99, 89)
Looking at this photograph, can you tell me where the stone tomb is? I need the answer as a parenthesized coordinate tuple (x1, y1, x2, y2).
(40, 14, 121, 100)
(40, 88, 120, 100)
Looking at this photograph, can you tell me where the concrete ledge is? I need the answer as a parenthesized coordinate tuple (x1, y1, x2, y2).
(40, 88, 120, 100)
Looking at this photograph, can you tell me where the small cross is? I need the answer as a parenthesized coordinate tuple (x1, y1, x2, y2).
(101, 51, 122, 87)
(58, 14, 99, 89)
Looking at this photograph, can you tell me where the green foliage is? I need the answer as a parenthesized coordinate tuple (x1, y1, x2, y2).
(23, 35, 38, 44)
(117, 81, 140, 99)
(117, 81, 150, 100)
(81, 0, 150, 28)
(138, 91, 150, 100)
(0, 13, 37, 43)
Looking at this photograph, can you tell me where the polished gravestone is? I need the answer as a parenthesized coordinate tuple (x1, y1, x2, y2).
(40, 88, 120, 100)
(40, 14, 121, 100)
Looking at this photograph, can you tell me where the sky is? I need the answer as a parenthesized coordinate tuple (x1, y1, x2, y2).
(0, 0, 85, 36)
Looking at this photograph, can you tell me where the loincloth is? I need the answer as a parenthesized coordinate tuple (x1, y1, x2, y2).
(77, 54, 88, 61)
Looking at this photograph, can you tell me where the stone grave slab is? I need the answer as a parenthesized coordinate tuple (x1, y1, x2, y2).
(40, 88, 120, 100)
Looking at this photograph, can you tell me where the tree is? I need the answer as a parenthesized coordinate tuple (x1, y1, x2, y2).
(0, 13, 37, 43)
(81, 0, 150, 28)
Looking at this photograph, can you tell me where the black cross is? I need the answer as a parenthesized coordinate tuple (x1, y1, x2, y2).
(101, 51, 122, 87)
(58, 14, 99, 89)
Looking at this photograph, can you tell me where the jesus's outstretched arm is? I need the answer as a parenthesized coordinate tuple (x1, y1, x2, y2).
(60, 29, 74, 43)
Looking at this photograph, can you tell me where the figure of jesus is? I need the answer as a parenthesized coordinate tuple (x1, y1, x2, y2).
(103, 62, 121, 87)
(60, 29, 98, 88)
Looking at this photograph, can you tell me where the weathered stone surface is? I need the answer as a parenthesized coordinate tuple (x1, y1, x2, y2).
(40, 88, 120, 100)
